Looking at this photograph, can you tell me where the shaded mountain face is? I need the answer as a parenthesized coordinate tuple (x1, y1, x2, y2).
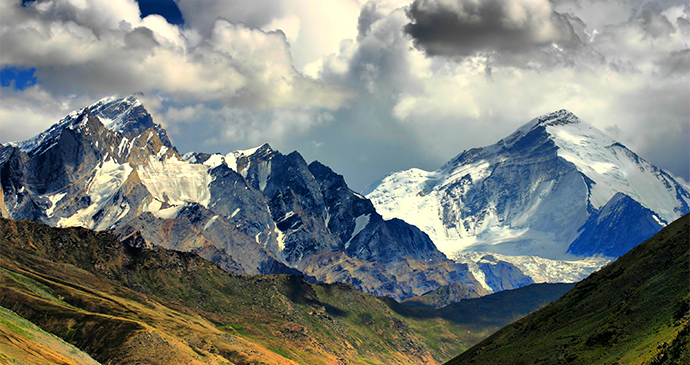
(445, 214, 690, 365)
(0, 95, 483, 301)
(367, 109, 690, 261)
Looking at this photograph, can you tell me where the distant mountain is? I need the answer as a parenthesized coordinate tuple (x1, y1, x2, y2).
(0, 95, 483, 301)
(366, 109, 689, 289)
(0, 217, 574, 364)
(445, 214, 690, 365)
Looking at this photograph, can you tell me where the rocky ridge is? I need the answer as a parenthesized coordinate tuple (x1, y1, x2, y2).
(0, 95, 483, 301)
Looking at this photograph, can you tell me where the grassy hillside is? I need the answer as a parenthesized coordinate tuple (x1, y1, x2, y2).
(0, 217, 572, 364)
(0, 306, 100, 365)
(446, 214, 690, 365)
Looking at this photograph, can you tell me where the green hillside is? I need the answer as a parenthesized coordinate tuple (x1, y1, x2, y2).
(446, 214, 690, 365)
(0, 218, 571, 364)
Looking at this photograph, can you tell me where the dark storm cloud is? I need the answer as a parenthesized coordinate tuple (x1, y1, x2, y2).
(404, 0, 581, 57)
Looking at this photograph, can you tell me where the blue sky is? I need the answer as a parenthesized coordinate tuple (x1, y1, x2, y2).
(1, 0, 688, 190)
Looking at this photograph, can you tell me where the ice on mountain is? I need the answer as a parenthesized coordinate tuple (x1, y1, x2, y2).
(346, 213, 371, 248)
(367, 109, 690, 263)
(136, 154, 212, 208)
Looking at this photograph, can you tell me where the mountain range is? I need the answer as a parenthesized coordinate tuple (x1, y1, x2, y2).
(3, 95, 687, 298)
(0, 96, 482, 301)
(2, 95, 687, 363)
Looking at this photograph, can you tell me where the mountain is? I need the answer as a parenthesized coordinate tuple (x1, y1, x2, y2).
(0, 217, 573, 364)
(0, 95, 483, 301)
(366, 109, 689, 288)
(445, 213, 690, 365)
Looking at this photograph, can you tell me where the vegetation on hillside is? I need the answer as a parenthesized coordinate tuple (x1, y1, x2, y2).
(446, 214, 690, 365)
(0, 218, 570, 364)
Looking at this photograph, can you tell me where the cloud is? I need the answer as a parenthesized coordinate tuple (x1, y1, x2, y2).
(299, 0, 690, 191)
(404, 0, 581, 57)
(1, 0, 688, 192)
(634, 2, 676, 38)
(162, 103, 334, 151)
(0, 0, 351, 110)
(0, 85, 96, 143)
(175, 0, 362, 71)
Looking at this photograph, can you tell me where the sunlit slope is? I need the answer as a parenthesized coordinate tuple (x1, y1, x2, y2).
(0, 306, 101, 365)
(0, 218, 564, 364)
(446, 214, 690, 365)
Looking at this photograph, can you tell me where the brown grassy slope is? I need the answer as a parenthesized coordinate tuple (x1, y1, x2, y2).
(0, 218, 448, 364)
(0, 306, 100, 365)
(0, 217, 577, 364)
(446, 213, 690, 365)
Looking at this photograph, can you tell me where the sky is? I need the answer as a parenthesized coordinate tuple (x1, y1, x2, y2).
(1, 0, 688, 191)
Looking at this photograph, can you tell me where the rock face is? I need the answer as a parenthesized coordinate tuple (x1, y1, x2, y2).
(366, 110, 690, 260)
(0, 95, 483, 301)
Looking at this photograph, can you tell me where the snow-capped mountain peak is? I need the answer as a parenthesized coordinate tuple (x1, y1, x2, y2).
(90, 95, 144, 132)
(367, 110, 690, 261)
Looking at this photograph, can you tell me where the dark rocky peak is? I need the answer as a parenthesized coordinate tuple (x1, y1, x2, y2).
(445, 110, 582, 169)
(496, 109, 581, 151)
(308, 160, 377, 243)
(235, 143, 274, 173)
(534, 109, 580, 127)
(308, 160, 349, 188)
(14, 95, 175, 162)
(89, 95, 175, 151)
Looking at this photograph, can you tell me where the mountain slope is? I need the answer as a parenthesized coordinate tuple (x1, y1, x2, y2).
(0, 95, 483, 301)
(0, 217, 572, 364)
(445, 213, 690, 365)
(366, 110, 689, 260)
(0, 306, 100, 365)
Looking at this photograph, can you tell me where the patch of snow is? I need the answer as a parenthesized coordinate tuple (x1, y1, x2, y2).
(346, 213, 371, 248)
(145, 199, 163, 213)
(230, 208, 241, 218)
(223, 144, 266, 172)
(224, 152, 238, 171)
(136, 155, 212, 207)
(652, 214, 666, 227)
(57, 158, 133, 229)
(204, 215, 219, 230)
(202, 154, 226, 169)
(461, 259, 492, 294)
(237, 145, 262, 156)
(44, 193, 67, 218)
(274, 226, 286, 251)
(154, 205, 183, 219)
(87, 159, 133, 205)
(257, 161, 271, 191)
(57, 203, 100, 229)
